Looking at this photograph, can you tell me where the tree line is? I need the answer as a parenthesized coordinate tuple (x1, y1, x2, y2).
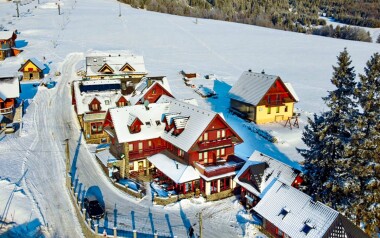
(119, 0, 378, 43)
(300, 49, 380, 236)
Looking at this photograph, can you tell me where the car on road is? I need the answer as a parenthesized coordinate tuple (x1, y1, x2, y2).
(84, 196, 105, 220)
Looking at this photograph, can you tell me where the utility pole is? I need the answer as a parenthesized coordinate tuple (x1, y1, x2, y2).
(57, 1, 61, 15)
(14, 0, 20, 18)
(65, 139, 71, 187)
(199, 212, 202, 238)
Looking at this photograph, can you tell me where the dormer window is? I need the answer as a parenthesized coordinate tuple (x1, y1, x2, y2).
(301, 222, 314, 235)
(105, 100, 110, 105)
(155, 120, 161, 126)
(91, 103, 99, 111)
(278, 207, 290, 219)
(145, 121, 151, 127)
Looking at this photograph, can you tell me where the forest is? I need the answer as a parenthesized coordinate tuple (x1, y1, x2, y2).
(119, 0, 380, 43)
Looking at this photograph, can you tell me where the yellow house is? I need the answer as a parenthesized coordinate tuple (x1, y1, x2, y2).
(19, 58, 46, 81)
(229, 70, 299, 124)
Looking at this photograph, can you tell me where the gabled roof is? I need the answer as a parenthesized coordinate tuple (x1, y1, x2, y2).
(229, 71, 298, 106)
(106, 97, 234, 152)
(234, 151, 299, 198)
(98, 63, 114, 73)
(19, 58, 46, 72)
(85, 53, 147, 77)
(0, 76, 20, 100)
(128, 77, 172, 105)
(120, 62, 135, 72)
(73, 79, 126, 115)
(0, 31, 15, 40)
(254, 180, 369, 238)
(107, 103, 169, 142)
(148, 152, 200, 183)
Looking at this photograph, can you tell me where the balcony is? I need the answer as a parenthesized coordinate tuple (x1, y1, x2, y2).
(0, 105, 14, 115)
(198, 137, 232, 151)
(194, 155, 245, 178)
(129, 146, 166, 160)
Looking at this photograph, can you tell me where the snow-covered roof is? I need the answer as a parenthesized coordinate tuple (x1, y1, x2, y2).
(128, 77, 172, 105)
(0, 76, 20, 100)
(160, 98, 217, 152)
(108, 96, 219, 152)
(28, 58, 46, 71)
(96, 149, 118, 167)
(229, 71, 278, 106)
(284, 82, 299, 102)
(73, 79, 126, 116)
(0, 31, 14, 40)
(254, 180, 339, 238)
(234, 151, 299, 198)
(148, 152, 200, 183)
(108, 103, 169, 143)
(85, 53, 147, 77)
(229, 71, 299, 106)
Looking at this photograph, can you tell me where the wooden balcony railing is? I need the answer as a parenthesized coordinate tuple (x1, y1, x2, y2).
(0, 105, 13, 115)
(129, 146, 166, 160)
(194, 161, 244, 178)
(198, 137, 232, 151)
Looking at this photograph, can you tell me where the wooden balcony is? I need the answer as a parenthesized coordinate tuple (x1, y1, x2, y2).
(194, 158, 244, 178)
(0, 105, 14, 115)
(129, 146, 166, 160)
(198, 137, 232, 151)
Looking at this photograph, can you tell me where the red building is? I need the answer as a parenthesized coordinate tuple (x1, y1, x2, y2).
(0, 76, 20, 116)
(0, 31, 22, 61)
(234, 151, 303, 208)
(103, 95, 244, 197)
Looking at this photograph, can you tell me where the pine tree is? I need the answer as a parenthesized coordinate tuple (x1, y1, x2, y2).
(300, 49, 358, 208)
(350, 53, 380, 235)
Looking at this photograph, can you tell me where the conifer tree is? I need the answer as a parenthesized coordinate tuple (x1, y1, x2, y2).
(350, 53, 380, 235)
(300, 49, 358, 208)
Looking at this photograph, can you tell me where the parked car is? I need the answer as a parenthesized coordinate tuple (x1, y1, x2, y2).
(84, 196, 105, 219)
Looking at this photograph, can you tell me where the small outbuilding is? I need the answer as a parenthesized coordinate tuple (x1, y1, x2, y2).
(19, 58, 46, 81)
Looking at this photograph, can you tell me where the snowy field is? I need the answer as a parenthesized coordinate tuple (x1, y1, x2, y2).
(0, 0, 379, 237)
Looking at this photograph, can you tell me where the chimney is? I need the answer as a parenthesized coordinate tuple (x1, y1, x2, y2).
(248, 69, 252, 72)
(176, 163, 178, 169)
(261, 69, 265, 74)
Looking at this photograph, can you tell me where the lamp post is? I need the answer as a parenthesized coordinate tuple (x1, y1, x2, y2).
(14, 0, 20, 18)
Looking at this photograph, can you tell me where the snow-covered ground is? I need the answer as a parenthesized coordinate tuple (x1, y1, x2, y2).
(0, 0, 379, 237)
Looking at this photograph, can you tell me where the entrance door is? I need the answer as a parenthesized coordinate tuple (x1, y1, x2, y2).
(138, 161, 144, 172)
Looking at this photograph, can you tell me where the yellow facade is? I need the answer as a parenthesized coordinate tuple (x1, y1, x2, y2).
(21, 61, 43, 80)
(255, 102, 294, 124)
(22, 61, 39, 72)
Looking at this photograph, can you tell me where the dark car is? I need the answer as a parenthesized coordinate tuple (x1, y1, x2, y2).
(84, 196, 105, 220)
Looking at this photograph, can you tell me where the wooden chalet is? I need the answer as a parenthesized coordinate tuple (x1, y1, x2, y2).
(18, 58, 46, 81)
(72, 77, 173, 144)
(0, 76, 20, 127)
(103, 95, 244, 199)
(229, 70, 299, 124)
(0, 31, 22, 61)
(254, 180, 370, 238)
(234, 151, 303, 209)
(85, 53, 147, 95)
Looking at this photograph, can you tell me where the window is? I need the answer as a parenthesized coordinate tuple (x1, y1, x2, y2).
(203, 132, 208, 141)
(267, 107, 271, 114)
(198, 153, 202, 161)
(285, 106, 288, 112)
(91, 103, 99, 111)
(91, 122, 103, 134)
(216, 149, 220, 157)
(118, 101, 126, 107)
(203, 152, 208, 164)
(199, 136, 203, 142)
(129, 163, 134, 171)
(148, 140, 152, 147)
(105, 100, 110, 105)
(221, 129, 226, 138)
(138, 142, 143, 151)
(221, 148, 225, 156)
(178, 149, 184, 157)
(152, 89, 156, 95)
(279, 207, 290, 219)
(276, 106, 280, 113)
(129, 143, 134, 151)
(217, 130, 220, 139)
(28, 67, 33, 72)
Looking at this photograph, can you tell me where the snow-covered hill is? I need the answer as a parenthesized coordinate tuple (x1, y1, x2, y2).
(0, 0, 378, 237)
